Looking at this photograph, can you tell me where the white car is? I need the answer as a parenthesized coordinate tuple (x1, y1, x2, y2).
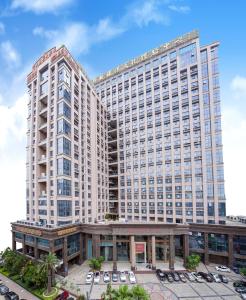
(94, 271, 100, 284)
(191, 272, 204, 283)
(103, 272, 110, 283)
(129, 271, 137, 284)
(210, 272, 221, 283)
(120, 271, 127, 282)
(215, 265, 231, 272)
(85, 272, 93, 284)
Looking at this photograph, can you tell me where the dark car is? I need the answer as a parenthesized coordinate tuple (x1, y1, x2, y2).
(198, 272, 213, 282)
(234, 281, 246, 288)
(236, 287, 246, 294)
(172, 272, 180, 282)
(55, 290, 69, 300)
(4, 291, 19, 300)
(233, 267, 240, 274)
(219, 274, 228, 283)
(112, 272, 118, 282)
(0, 285, 9, 295)
(166, 273, 174, 283)
(156, 269, 165, 281)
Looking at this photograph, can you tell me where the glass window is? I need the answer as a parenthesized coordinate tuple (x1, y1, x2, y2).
(57, 118, 71, 135)
(57, 200, 72, 216)
(40, 81, 48, 96)
(189, 232, 204, 249)
(57, 137, 71, 156)
(234, 236, 246, 255)
(57, 158, 71, 176)
(57, 179, 71, 196)
(208, 233, 228, 252)
(58, 101, 71, 119)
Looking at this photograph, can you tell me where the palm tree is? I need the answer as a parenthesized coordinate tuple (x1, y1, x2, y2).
(101, 284, 117, 300)
(116, 285, 132, 300)
(40, 252, 59, 294)
(131, 285, 150, 300)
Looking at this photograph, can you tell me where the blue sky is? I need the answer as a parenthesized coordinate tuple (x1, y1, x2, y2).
(0, 0, 246, 248)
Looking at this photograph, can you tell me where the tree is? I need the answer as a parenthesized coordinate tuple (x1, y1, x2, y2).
(88, 256, 104, 271)
(40, 253, 59, 294)
(186, 254, 201, 270)
(101, 284, 118, 300)
(240, 268, 246, 276)
(116, 285, 132, 300)
(131, 285, 150, 300)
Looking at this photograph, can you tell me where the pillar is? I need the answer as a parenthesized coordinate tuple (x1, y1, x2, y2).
(204, 233, 209, 265)
(63, 237, 68, 276)
(12, 232, 16, 251)
(92, 234, 100, 258)
(79, 233, 83, 265)
(34, 237, 38, 259)
(113, 235, 117, 270)
(228, 234, 233, 268)
(22, 234, 26, 254)
(130, 236, 136, 270)
(183, 234, 189, 267)
(151, 236, 156, 270)
(50, 239, 55, 253)
(84, 234, 88, 259)
(169, 235, 175, 270)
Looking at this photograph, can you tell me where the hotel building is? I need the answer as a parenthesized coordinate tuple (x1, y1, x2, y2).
(11, 31, 241, 275)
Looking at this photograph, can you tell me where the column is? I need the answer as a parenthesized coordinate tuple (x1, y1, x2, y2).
(92, 234, 100, 258)
(34, 237, 38, 259)
(22, 234, 26, 254)
(183, 234, 189, 267)
(113, 235, 117, 270)
(130, 236, 136, 270)
(151, 236, 156, 270)
(228, 234, 233, 268)
(50, 239, 55, 253)
(84, 234, 88, 259)
(12, 232, 16, 251)
(169, 235, 175, 270)
(79, 233, 83, 265)
(63, 237, 68, 276)
(147, 236, 151, 264)
(204, 233, 209, 265)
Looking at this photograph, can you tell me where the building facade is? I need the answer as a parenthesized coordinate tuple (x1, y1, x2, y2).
(94, 30, 225, 224)
(26, 47, 108, 226)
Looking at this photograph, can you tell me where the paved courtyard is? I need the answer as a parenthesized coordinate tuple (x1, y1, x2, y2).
(57, 260, 244, 300)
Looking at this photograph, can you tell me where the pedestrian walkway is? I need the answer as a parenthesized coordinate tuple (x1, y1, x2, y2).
(0, 273, 39, 300)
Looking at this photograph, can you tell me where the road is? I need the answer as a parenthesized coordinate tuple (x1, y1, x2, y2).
(0, 273, 39, 300)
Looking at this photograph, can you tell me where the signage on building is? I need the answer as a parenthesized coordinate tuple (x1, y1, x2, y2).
(57, 227, 77, 236)
(135, 243, 145, 253)
(14, 226, 42, 236)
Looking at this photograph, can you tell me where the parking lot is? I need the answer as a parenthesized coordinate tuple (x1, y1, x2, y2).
(60, 261, 244, 300)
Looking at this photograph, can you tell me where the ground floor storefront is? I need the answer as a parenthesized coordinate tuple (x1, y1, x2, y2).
(11, 222, 246, 276)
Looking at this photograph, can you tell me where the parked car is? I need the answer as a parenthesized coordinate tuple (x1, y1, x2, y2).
(94, 271, 100, 284)
(103, 272, 110, 283)
(129, 271, 137, 284)
(112, 272, 118, 282)
(215, 265, 230, 272)
(55, 291, 69, 300)
(0, 285, 9, 295)
(241, 293, 246, 300)
(198, 272, 213, 282)
(166, 273, 174, 283)
(120, 271, 127, 282)
(178, 273, 187, 283)
(236, 287, 246, 294)
(156, 269, 165, 281)
(85, 272, 93, 284)
(0, 279, 3, 285)
(218, 274, 228, 283)
(4, 291, 19, 300)
(234, 281, 246, 288)
(191, 272, 204, 283)
(233, 267, 240, 274)
(209, 272, 220, 283)
(172, 272, 180, 282)
(184, 272, 196, 282)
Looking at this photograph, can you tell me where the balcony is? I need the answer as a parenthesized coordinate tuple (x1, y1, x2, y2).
(38, 173, 47, 182)
(38, 138, 47, 149)
(39, 106, 48, 118)
(39, 122, 47, 133)
(38, 155, 47, 165)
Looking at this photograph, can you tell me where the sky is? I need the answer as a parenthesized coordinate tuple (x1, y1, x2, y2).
(0, 0, 246, 250)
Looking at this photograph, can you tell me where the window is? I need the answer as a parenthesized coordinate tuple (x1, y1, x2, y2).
(57, 158, 71, 176)
(57, 179, 71, 196)
(58, 101, 71, 119)
(57, 119, 71, 135)
(57, 137, 71, 155)
(57, 200, 72, 216)
(40, 81, 48, 96)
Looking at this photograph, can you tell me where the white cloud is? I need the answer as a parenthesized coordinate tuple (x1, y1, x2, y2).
(10, 0, 74, 14)
(0, 93, 27, 250)
(0, 41, 21, 68)
(168, 5, 190, 13)
(231, 75, 246, 98)
(33, 0, 188, 56)
(0, 22, 5, 34)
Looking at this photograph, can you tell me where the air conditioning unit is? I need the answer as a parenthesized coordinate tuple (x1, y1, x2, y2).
(41, 190, 46, 196)
(41, 155, 46, 160)
(41, 172, 45, 177)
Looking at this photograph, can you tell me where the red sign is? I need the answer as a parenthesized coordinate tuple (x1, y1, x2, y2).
(135, 243, 145, 253)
